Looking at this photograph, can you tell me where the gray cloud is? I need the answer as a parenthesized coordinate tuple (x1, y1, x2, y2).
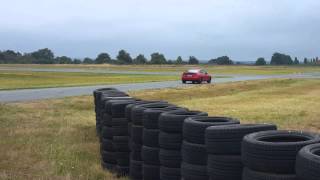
(0, 0, 319, 61)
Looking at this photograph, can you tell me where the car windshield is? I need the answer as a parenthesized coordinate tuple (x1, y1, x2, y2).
(187, 69, 200, 73)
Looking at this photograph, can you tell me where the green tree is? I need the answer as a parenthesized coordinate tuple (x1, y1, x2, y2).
(208, 56, 233, 65)
(95, 53, 111, 64)
(304, 58, 308, 64)
(255, 57, 267, 66)
(150, 53, 167, 64)
(117, 50, 132, 64)
(133, 54, 147, 64)
(73, 58, 82, 64)
(83, 57, 94, 64)
(56, 56, 73, 64)
(31, 48, 55, 64)
(188, 56, 199, 64)
(294, 57, 299, 65)
(270, 52, 293, 65)
(175, 56, 183, 64)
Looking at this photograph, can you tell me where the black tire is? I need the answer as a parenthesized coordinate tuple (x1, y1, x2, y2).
(125, 100, 166, 122)
(159, 149, 181, 168)
(105, 99, 134, 116)
(143, 164, 160, 180)
(113, 136, 129, 152)
(115, 152, 130, 166)
(207, 155, 243, 180)
(128, 122, 132, 136)
(182, 140, 207, 165)
(143, 128, 159, 147)
(160, 166, 181, 180)
(101, 113, 112, 126)
(181, 162, 208, 180)
(205, 124, 277, 154)
(111, 100, 136, 118)
(131, 102, 169, 125)
(242, 130, 320, 174)
(132, 125, 143, 145)
(182, 80, 186, 84)
(159, 110, 208, 133)
(101, 160, 116, 171)
(296, 143, 320, 180)
(101, 126, 113, 139)
(111, 117, 128, 127)
(131, 150, 142, 161)
(101, 96, 132, 114)
(143, 106, 184, 129)
(207, 78, 211, 83)
(112, 126, 128, 136)
(129, 160, 143, 180)
(243, 167, 297, 180)
(101, 150, 117, 164)
(115, 165, 129, 177)
(183, 116, 240, 144)
(159, 131, 183, 150)
(142, 146, 160, 165)
(101, 138, 114, 151)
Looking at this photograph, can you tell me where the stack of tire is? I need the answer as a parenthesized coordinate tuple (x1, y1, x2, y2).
(142, 105, 184, 180)
(97, 92, 130, 138)
(100, 97, 135, 172)
(128, 101, 168, 180)
(296, 143, 320, 180)
(181, 116, 240, 180)
(158, 110, 207, 180)
(93, 87, 125, 136)
(242, 130, 320, 180)
(205, 124, 277, 180)
(106, 99, 140, 176)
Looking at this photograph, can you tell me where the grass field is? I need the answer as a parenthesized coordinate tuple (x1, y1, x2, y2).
(0, 78, 319, 179)
(1, 64, 320, 75)
(0, 71, 177, 90)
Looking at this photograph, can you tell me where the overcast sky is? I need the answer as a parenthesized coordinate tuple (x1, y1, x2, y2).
(0, 0, 319, 61)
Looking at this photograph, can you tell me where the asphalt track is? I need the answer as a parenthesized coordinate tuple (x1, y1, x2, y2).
(0, 73, 318, 103)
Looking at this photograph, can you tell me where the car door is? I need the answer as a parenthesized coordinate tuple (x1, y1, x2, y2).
(202, 70, 208, 81)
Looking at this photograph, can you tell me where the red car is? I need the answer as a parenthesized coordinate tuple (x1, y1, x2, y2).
(181, 69, 212, 84)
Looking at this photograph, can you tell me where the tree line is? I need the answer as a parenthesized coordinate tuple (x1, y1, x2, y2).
(255, 52, 319, 66)
(0, 48, 318, 66)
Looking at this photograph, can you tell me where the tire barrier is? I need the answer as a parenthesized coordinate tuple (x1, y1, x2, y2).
(242, 130, 320, 180)
(129, 101, 175, 180)
(159, 110, 208, 180)
(93, 88, 320, 180)
(205, 123, 277, 180)
(296, 143, 320, 180)
(182, 116, 240, 180)
(141, 105, 183, 180)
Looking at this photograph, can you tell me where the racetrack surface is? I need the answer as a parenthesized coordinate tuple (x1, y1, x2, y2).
(0, 73, 319, 103)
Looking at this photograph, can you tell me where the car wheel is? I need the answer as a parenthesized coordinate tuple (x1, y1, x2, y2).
(182, 80, 186, 84)
(207, 78, 211, 83)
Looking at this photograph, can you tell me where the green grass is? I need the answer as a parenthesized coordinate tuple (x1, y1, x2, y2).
(1, 64, 320, 75)
(0, 71, 178, 90)
(0, 79, 319, 179)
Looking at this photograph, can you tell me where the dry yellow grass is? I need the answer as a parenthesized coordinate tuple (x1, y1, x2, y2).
(130, 79, 320, 132)
(0, 78, 319, 179)
(0, 97, 127, 180)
